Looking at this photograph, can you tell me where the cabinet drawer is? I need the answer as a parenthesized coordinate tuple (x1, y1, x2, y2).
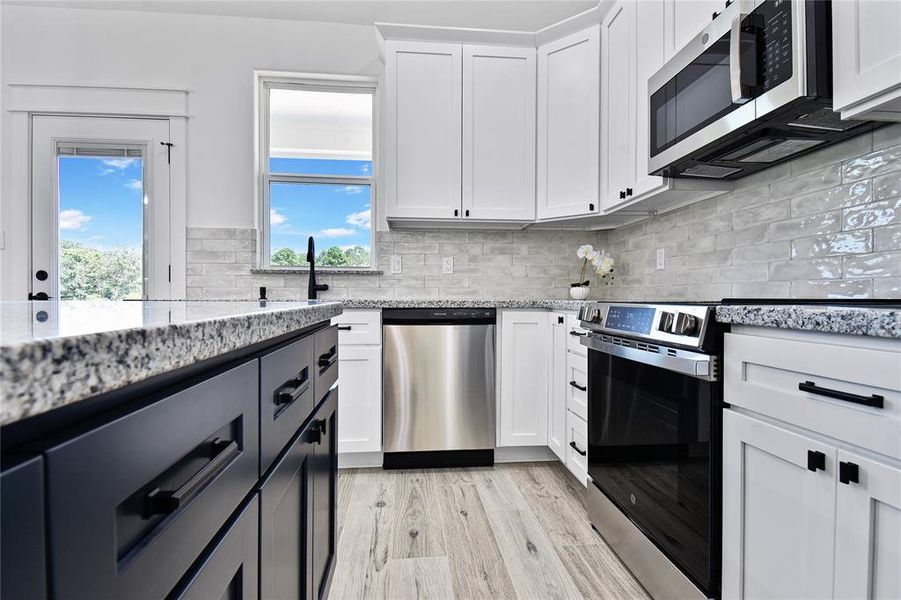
(566, 411, 588, 486)
(566, 351, 588, 420)
(566, 313, 588, 357)
(45, 360, 259, 600)
(332, 310, 381, 345)
(314, 325, 339, 401)
(260, 335, 314, 474)
(724, 332, 901, 460)
(170, 495, 259, 600)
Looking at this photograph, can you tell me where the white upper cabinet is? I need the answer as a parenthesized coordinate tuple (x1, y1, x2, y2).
(633, 0, 668, 196)
(463, 45, 536, 221)
(537, 25, 600, 220)
(663, 0, 721, 60)
(600, 1, 636, 211)
(385, 41, 463, 220)
(832, 0, 901, 121)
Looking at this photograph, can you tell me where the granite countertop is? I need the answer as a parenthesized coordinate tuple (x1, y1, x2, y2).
(342, 299, 590, 310)
(715, 304, 901, 339)
(0, 300, 343, 425)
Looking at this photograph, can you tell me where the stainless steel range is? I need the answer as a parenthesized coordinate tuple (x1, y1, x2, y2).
(577, 302, 724, 600)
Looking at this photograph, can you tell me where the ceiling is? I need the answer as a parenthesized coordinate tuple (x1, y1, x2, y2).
(7, 1, 599, 31)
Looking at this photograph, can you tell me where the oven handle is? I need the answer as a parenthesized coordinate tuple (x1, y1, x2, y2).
(730, 13, 753, 104)
(581, 335, 718, 381)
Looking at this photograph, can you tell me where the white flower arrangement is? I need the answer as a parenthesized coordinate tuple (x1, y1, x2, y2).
(574, 244, 615, 287)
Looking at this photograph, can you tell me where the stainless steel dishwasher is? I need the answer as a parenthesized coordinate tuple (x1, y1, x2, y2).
(382, 308, 496, 469)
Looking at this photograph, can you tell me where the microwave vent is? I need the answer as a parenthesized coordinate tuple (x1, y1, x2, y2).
(737, 138, 826, 163)
(789, 107, 868, 132)
(681, 164, 742, 178)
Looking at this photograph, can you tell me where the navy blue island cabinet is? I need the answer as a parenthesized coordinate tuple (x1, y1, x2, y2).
(0, 323, 339, 600)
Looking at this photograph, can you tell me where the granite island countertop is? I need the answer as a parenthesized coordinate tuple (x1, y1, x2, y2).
(342, 298, 591, 310)
(715, 304, 901, 339)
(0, 300, 343, 425)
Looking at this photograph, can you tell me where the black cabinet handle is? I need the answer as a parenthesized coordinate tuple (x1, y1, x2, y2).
(798, 381, 884, 409)
(569, 381, 587, 392)
(274, 368, 310, 408)
(558, 316, 564, 324)
(569, 441, 587, 456)
(589, 203, 595, 211)
(465, 209, 470, 217)
(839, 461, 859, 485)
(337, 325, 352, 331)
(626, 187, 633, 196)
(310, 419, 327, 445)
(454, 209, 459, 217)
(318, 346, 338, 371)
(143, 439, 239, 518)
(619, 190, 626, 199)
(807, 450, 826, 472)
(569, 330, 587, 337)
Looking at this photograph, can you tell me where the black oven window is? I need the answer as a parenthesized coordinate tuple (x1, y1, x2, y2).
(588, 351, 718, 594)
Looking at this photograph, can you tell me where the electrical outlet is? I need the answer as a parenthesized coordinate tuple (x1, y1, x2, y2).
(442, 256, 454, 275)
(656, 248, 665, 270)
(390, 255, 402, 274)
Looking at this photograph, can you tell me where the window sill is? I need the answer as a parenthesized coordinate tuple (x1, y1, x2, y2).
(251, 267, 383, 276)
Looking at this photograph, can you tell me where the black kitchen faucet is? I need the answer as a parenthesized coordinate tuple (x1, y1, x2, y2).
(306, 236, 329, 300)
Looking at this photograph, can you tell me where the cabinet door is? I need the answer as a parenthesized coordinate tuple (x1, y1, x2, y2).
(0, 456, 46, 600)
(385, 41, 462, 220)
(833, 0, 901, 119)
(600, 1, 637, 211)
(463, 45, 536, 221)
(634, 0, 667, 196)
(311, 389, 338, 600)
(834, 450, 901, 599)
(664, 0, 722, 60)
(537, 25, 600, 220)
(722, 410, 836, 600)
(499, 311, 549, 446)
(548, 313, 568, 461)
(337, 345, 381, 454)
(170, 496, 259, 600)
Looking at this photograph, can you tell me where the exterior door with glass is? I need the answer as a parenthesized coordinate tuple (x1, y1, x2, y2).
(31, 116, 170, 300)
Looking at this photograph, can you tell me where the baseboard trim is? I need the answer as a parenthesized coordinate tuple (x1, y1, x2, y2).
(338, 451, 383, 469)
(494, 445, 558, 463)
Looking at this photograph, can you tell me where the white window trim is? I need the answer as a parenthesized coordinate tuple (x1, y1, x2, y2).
(2, 84, 188, 301)
(254, 71, 379, 271)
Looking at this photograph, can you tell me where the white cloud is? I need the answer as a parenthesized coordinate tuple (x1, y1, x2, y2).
(318, 228, 356, 238)
(345, 209, 371, 229)
(101, 158, 136, 170)
(126, 179, 142, 190)
(270, 208, 287, 226)
(340, 186, 366, 195)
(59, 209, 91, 230)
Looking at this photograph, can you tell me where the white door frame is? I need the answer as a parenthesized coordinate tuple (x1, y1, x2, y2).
(2, 84, 187, 300)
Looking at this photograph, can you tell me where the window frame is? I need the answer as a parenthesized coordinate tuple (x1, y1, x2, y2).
(256, 72, 378, 270)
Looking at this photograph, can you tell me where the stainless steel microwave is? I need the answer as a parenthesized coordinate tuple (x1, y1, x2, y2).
(648, 0, 882, 180)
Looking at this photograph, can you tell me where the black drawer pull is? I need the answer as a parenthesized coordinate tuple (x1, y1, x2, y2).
(798, 381, 884, 409)
(337, 325, 352, 331)
(569, 330, 587, 337)
(274, 368, 310, 408)
(839, 461, 859, 485)
(143, 439, 239, 518)
(569, 381, 587, 392)
(807, 450, 826, 472)
(569, 441, 586, 456)
(318, 346, 337, 370)
(310, 419, 327, 445)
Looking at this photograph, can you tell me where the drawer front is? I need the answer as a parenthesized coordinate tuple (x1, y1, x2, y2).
(260, 335, 314, 474)
(332, 310, 381, 345)
(566, 351, 588, 420)
(725, 332, 901, 460)
(170, 495, 259, 600)
(566, 313, 588, 357)
(566, 411, 588, 486)
(1, 456, 46, 600)
(45, 360, 259, 600)
(314, 325, 339, 401)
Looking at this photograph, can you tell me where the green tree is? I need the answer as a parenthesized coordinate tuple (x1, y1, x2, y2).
(316, 246, 349, 267)
(343, 245, 370, 267)
(270, 247, 304, 266)
(59, 240, 142, 300)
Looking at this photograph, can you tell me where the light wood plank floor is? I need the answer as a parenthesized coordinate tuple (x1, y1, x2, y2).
(328, 462, 649, 600)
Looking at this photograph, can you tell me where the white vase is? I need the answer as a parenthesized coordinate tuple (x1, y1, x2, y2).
(570, 286, 590, 300)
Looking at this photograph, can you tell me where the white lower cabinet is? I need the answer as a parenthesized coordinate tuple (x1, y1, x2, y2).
(548, 312, 568, 461)
(547, 311, 588, 487)
(499, 310, 549, 447)
(332, 310, 382, 455)
(565, 412, 588, 486)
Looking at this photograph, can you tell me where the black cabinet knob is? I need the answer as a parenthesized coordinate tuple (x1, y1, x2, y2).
(807, 450, 826, 472)
(465, 209, 470, 217)
(839, 461, 859, 484)
(454, 209, 459, 217)
(626, 187, 633, 196)
(619, 190, 626, 199)
(589, 203, 595, 211)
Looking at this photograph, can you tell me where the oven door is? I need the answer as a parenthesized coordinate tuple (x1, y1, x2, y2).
(587, 344, 721, 596)
(648, 0, 805, 177)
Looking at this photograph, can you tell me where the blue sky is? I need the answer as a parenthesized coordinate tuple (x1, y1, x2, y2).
(58, 156, 143, 249)
(268, 158, 372, 256)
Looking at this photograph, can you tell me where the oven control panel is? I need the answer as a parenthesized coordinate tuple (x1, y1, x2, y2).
(578, 303, 715, 349)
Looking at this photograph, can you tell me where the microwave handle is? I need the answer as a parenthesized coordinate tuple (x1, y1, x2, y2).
(730, 14, 753, 104)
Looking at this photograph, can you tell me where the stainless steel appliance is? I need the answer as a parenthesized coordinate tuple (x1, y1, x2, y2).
(382, 308, 496, 469)
(578, 302, 723, 600)
(648, 0, 884, 180)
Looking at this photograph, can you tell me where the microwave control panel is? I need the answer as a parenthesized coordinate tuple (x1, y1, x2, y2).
(754, 0, 794, 92)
